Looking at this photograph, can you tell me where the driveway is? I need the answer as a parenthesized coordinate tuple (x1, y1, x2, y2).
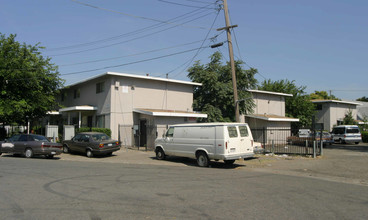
(56, 143, 368, 186)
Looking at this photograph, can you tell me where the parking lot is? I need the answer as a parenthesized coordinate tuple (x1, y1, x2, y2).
(52, 142, 368, 186)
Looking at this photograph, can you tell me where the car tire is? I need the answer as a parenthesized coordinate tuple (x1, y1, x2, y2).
(196, 151, 209, 167)
(355, 142, 359, 145)
(155, 148, 165, 160)
(86, 149, 93, 158)
(63, 145, 70, 153)
(46, 155, 54, 159)
(24, 148, 33, 158)
(224, 160, 235, 165)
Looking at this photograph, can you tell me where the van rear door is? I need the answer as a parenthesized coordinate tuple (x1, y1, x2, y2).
(225, 125, 253, 156)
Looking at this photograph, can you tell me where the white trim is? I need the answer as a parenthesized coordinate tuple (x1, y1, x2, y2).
(246, 114, 299, 122)
(134, 109, 207, 118)
(311, 100, 361, 106)
(247, 89, 293, 97)
(65, 72, 202, 88)
(59, 106, 98, 112)
(47, 111, 60, 115)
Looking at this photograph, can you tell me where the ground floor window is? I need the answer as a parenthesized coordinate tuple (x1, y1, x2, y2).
(96, 115, 105, 128)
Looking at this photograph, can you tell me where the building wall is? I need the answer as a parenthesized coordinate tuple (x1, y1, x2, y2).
(252, 93, 286, 116)
(315, 102, 357, 132)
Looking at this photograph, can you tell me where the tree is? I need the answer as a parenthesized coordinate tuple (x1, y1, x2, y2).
(258, 79, 315, 129)
(0, 33, 64, 125)
(188, 52, 258, 122)
(356, 96, 368, 102)
(341, 110, 357, 125)
(310, 90, 340, 100)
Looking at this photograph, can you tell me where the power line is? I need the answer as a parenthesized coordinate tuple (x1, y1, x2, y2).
(71, 0, 213, 29)
(48, 11, 214, 56)
(59, 40, 205, 67)
(47, 1, 216, 52)
(61, 46, 211, 76)
(170, 9, 221, 79)
(157, 0, 217, 9)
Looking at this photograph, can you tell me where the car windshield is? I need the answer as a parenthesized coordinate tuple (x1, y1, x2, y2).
(91, 134, 111, 141)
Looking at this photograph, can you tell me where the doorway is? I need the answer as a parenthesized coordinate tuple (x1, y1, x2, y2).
(139, 120, 147, 147)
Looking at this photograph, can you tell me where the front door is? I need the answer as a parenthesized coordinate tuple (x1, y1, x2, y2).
(139, 120, 147, 147)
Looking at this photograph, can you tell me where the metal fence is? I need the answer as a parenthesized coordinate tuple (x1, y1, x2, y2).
(252, 128, 322, 156)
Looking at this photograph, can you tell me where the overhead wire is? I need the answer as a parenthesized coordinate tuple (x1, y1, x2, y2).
(47, 1, 216, 52)
(48, 11, 215, 56)
(59, 40, 206, 67)
(71, 0, 212, 29)
(157, 0, 216, 9)
(169, 7, 221, 79)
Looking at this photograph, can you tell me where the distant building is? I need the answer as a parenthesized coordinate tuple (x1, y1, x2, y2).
(311, 100, 361, 132)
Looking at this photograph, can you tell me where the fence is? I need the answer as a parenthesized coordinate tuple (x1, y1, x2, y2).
(252, 128, 322, 156)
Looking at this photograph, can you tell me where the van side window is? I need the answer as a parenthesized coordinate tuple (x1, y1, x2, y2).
(166, 127, 174, 137)
(239, 126, 249, 137)
(347, 128, 359, 133)
(227, 127, 238, 138)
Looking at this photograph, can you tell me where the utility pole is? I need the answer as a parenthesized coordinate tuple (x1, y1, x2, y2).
(218, 0, 240, 122)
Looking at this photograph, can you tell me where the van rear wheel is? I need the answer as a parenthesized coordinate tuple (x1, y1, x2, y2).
(196, 152, 209, 167)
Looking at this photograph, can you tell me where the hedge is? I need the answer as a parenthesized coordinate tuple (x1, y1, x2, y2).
(76, 127, 112, 137)
(362, 131, 368, 143)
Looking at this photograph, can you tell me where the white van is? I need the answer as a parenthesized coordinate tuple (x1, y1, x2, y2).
(154, 123, 254, 167)
(331, 125, 362, 144)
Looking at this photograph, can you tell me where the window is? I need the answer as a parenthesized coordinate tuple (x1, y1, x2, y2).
(315, 104, 322, 110)
(96, 115, 105, 128)
(61, 92, 66, 101)
(74, 89, 80, 99)
(239, 126, 249, 137)
(227, 127, 238, 138)
(166, 127, 174, 137)
(96, 82, 105, 94)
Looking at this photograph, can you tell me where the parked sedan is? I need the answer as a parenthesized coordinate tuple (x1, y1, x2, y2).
(62, 132, 120, 158)
(0, 134, 62, 158)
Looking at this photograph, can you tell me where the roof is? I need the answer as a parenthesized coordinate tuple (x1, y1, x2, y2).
(247, 89, 293, 97)
(245, 114, 299, 122)
(311, 99, 361, 106)
(65, 72, 202, 88)
(356, 101, 368, 120)
(133, 109, 207, 118)
(59, 105, 98, 112)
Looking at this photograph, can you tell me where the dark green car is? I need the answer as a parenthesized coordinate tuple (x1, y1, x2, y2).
(62, 132, 120, 158)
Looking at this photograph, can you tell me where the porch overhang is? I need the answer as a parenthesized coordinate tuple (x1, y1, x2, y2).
(134, 109, 207, 118)
(246, 114, 299, 122)
(59, 105, 98, 112)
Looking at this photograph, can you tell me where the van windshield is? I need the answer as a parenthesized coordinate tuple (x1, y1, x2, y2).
(227, 127, 238, 138)
(347, 128, 360, 133)
(239, 126, 249, 137)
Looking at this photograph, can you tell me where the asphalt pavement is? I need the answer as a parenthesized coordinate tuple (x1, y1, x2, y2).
(56, 143, 368, 186)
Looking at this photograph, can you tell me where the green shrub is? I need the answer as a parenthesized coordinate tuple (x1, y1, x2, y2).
(362, 131, 368, 143)
(76, 127, 112, 137)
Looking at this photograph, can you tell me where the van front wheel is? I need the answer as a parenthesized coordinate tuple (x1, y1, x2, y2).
(156, 148, 165, 160)
(196, 152, 209, 167)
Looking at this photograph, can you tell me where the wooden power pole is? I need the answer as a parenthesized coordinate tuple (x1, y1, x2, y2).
(218, 0, 240, 122)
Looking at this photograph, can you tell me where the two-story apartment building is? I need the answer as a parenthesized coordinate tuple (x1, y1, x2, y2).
(57, 72, 207, 148)
(311, 100, 360, 132)
(243, 90, 299, 144)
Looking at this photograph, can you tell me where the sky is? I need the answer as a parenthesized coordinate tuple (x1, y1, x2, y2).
(1, 0, 367, 101)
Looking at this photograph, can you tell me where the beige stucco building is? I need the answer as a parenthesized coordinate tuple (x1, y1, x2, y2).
(57, 72, 207, 148)
(311, 100, 360, 132)
(243, 90, 299, 145)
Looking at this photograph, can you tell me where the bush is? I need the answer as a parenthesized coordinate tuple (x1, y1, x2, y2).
(362, 131, 368, 143)
(76, 127, 112, 137)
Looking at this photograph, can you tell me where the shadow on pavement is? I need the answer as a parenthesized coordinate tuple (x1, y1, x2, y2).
(150, 156, 246, 169)
(324, 143, 368, 152)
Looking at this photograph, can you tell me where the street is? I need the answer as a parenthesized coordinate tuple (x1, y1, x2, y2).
(1, 149, 368, 220)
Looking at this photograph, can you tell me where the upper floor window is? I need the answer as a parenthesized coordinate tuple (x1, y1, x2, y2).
(74, 89, 80, 99)
(61, 92, 67, 102)
(96, 82, 105, 94)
